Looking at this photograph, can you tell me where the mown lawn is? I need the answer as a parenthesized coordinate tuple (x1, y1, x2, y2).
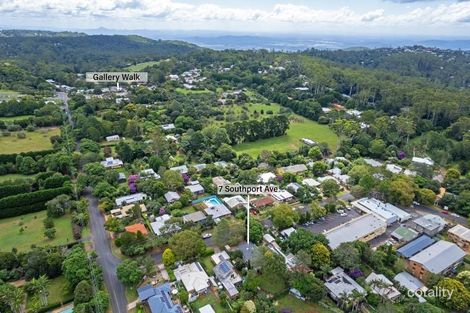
(26, 276, 74, 310)
(125, 61, 161, 71)
(0, 173, 36, 183)
(234, 115, 339, 157)
(175, 88, 212, 95)
(0, 115, 34, 122)
(275, 295, 339, 313)
(0, 127, 60, 154)
(199, 256, 215, 276)
(191, 292, 230, 313)
(0, 211, 74, 252)
(258, 273, 287, 294)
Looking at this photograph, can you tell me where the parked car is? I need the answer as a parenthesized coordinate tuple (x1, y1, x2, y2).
(340, 212, 347, 217)
(202, 233, 212, 239)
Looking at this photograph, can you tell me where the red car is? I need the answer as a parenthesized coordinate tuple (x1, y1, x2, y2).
(442, 210, 449, 215)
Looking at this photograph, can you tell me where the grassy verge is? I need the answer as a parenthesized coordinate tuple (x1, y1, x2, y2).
(234, 115, 339, 157)
(0, 211, 74, 252)
(0, 127, 60, 154)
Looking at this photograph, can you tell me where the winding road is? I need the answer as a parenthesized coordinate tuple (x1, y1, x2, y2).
(59, 90, 128, 313)
(86, 192, 128, 313)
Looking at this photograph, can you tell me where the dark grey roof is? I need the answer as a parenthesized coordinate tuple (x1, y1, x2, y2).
(397, 235, 435, 258)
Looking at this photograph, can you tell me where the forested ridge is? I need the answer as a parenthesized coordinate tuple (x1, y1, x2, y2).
(305, 46, 470, 88)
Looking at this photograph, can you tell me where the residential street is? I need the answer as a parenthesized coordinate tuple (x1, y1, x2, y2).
(86, 192, 128, 313)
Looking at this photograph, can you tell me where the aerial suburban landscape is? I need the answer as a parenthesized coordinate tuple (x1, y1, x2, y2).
(0, 1, 470, 313)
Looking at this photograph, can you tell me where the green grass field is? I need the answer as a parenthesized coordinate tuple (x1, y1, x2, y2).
(0, 173, 36, 183)
(175, 88, 212, 95)
(0, 127, 60, 154)
(26, 276, 74, 309)
(234, 115, 339, 157)
(258, 273, 287, 294)
(125, 61, 161, 71)
(0, 89, 20, 100)
(191, 292, 230, 313)
(0, 115, 34, 122)
(0, 211, 74, 252)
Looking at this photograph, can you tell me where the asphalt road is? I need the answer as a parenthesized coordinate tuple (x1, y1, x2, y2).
(57, 92, 74, 128)
(414, 204, 468, 226)
(86, 192, 128, 313)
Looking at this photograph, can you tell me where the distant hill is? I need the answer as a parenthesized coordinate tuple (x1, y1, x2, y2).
(0, 32, 200, 74)
(305, 46, 470, 88)
(0, 29, 87, 37)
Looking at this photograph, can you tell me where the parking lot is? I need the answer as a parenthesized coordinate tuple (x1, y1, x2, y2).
(300, 205, 432, 248)
(300, 208, 361, 234)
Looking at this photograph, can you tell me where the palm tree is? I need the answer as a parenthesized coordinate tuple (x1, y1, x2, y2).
(369, 278, 390, 303)
(337, 291, 351, 311)
(30, 275, 50, 306)
(350, 290, 366, 312)
(0, 285, 26, 313)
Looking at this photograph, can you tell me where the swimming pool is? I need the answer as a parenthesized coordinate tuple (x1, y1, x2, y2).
(60, 308, 73, 313)
(192, 195, 222, 206)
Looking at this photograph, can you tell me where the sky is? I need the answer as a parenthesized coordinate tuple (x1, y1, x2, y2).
(1, 0, 470, 37)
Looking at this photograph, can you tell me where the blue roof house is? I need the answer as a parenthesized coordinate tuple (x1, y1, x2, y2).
(137, 283, 183, 313)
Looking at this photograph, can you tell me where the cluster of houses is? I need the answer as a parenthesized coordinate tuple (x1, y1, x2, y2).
(168, 68, 207, 89)
(97, 143, 468, 312)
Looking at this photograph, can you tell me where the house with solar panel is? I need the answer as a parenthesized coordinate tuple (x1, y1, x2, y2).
(213, 259, 242, 298)
(137, 283, 183, 313)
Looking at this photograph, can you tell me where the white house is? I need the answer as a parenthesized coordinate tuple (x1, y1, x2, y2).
(115, 193, 148, 207)
(101, 157, 123, 169)
(412, 157, 434, 166)
(105, 135, 120, 142)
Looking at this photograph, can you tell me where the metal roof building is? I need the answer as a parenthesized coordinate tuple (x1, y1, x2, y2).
(397, 235, 435, 258)
(409, 240, 466, 275)
(325, 213, 387, 249)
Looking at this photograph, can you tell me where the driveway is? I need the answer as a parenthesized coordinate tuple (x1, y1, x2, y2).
(86, 192, 128, 313)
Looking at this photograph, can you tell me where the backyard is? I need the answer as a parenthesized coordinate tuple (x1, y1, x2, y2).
(0, 127, 60, 154)
(26, 276, 74, 310)
(234, 115, 339, 157)
(275, 295, 340, 313)
(191, 292, 230, 313)
(0, 210, 74, 252)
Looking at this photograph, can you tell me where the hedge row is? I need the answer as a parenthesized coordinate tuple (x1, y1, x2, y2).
(0, 149, 57, 164)
(0, 183, 31, 199)
(0, 186, 72, 218)
(43, 175, 71, 189)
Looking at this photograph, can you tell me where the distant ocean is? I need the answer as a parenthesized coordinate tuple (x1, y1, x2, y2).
(84, 28, 470, 51)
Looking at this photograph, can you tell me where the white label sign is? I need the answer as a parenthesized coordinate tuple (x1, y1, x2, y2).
(217, 184, 280, 195)
(86, 72, 148, 83)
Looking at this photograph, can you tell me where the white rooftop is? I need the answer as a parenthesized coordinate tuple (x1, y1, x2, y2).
(325, 213, 387, 249)
(410, 240, 466, 274)
(412, 156, 434, 166)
